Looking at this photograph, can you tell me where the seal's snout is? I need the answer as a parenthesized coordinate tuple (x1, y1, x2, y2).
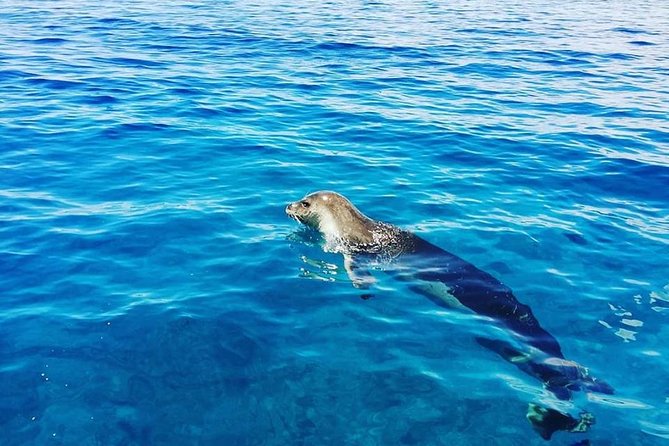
(285, 202, 302, 222)
(285, 201, 306, 225)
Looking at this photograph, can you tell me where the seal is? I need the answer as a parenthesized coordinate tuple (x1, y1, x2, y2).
(287, 191, 613, 439)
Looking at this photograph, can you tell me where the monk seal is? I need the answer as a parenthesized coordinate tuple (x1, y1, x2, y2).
(286, 190, 613, 439)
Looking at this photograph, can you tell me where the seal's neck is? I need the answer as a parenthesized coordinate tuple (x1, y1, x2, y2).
(318, 205, 375, 249)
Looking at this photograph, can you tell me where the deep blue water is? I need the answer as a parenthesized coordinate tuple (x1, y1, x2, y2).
(1, 0, 669, 444)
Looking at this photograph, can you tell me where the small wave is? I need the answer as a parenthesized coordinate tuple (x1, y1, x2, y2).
(32, 37, 69, 45)
(450, 62, 525, 77)
(564, 233, 587, 245)
(183, 107, 224, 118)
(640, 421, 669, 440)
(587, 393, 653, 409)
(0, 69, 34, 81)
(611, 26, 654, 35)
(168, 87, 203, 96)
(142, 43, 188, 52)
(311, 41, 428, 58)
(100, 122, 171, 138)
(456, 27, 538, 37)
(596, 147, 669, 169)
(97, 17, 141, 26)
(25, 77, 85, 90)
(606, 52, 640, 60)
(83, 95, 118, 105)
(629, 40, 656, 47)
(105, 57, 164, 68)
(535, 68, 601, 78)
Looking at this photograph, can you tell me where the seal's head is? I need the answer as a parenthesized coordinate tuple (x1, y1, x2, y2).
(286, 191, 375, 246)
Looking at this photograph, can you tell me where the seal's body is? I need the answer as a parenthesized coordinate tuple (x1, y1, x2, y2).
(286, 191, 612, 439)
(287, 191, 564, 353)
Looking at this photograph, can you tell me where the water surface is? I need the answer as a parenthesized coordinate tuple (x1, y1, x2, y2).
(1, 0, 669, 444)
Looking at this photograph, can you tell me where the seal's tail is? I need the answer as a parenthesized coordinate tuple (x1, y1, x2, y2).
(526, 403, 595, 440)
(474, 336, 614, 400)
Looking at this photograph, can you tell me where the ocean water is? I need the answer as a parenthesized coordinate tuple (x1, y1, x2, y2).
(1, 0, 668, 444)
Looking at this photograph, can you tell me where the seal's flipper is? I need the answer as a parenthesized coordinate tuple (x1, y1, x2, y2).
(474, 337, 531, 364)
(527, 404, 594, 440)
(344, 255, 376, 291)
(474, 337, 576, 400)
(541, 357, 615, 397)
(581, 375, 615, 395)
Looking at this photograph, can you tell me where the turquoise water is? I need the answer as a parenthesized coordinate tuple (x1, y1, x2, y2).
(1, 0, 669, 444)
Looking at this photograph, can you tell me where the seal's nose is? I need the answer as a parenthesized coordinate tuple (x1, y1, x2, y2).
(285, 203, 295, 214)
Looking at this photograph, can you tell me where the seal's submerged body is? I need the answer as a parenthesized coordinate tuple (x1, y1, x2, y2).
(286, 191, 612, 439)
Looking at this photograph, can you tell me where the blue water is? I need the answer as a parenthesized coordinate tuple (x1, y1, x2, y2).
(1, 0, 669, 444)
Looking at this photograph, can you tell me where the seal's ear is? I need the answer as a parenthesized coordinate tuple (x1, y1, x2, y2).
(344, 255, 376, 297)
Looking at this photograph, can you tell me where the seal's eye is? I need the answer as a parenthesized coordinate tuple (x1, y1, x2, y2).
(301, 201, 310, 208)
